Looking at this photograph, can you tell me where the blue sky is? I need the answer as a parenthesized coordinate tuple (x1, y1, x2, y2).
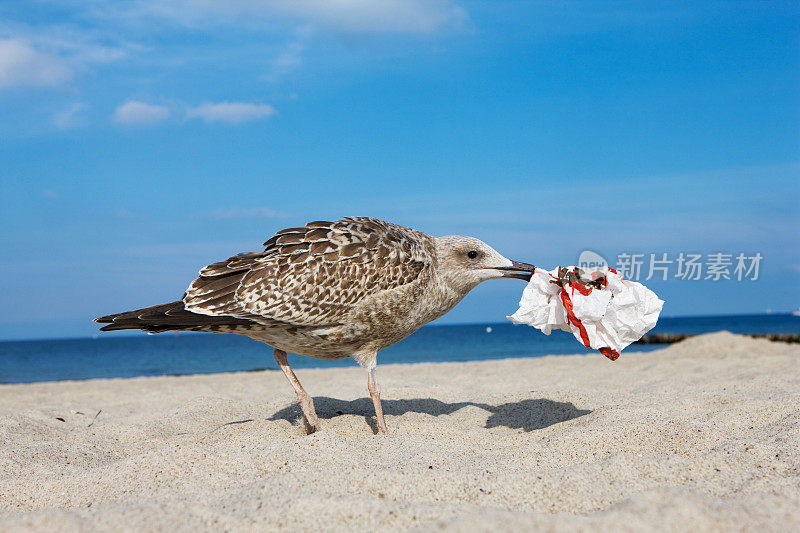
(1, 1, 798, 340)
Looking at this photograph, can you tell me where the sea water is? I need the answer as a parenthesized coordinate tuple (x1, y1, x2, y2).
(0, 314, 797, 384)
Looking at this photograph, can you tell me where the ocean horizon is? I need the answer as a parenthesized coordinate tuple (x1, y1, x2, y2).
(1, 313, 797, 385)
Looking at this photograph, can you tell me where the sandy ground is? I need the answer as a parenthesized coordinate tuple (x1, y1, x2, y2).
(0, 332, 798, 532)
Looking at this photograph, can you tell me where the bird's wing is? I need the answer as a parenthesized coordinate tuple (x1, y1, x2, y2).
(183, 217, 433, 326)
(181, 251, 280, 325)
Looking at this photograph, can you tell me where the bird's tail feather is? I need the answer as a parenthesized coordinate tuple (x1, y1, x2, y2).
(94, 301, 255, 333)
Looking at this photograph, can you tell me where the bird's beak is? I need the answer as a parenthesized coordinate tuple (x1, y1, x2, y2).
(493, 260, 536, 281)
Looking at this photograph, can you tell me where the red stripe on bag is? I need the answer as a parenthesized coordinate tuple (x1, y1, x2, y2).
(599, 347, 620, 361)
(570, 281, 592, 296)
(559, 288, 591, 349)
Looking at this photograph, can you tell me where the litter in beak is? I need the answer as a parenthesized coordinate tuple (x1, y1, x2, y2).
(494, 261, 536, 281)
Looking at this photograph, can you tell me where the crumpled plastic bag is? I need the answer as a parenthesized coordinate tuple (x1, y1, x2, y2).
(507, 266, 664, 360)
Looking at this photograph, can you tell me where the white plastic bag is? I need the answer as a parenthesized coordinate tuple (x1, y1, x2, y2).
(508, 266, 664, 360)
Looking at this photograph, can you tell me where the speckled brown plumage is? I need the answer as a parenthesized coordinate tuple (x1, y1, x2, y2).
(184, 217, 432, 328)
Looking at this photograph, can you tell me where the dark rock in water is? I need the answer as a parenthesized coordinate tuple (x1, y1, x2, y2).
(636, 333, 800, 344)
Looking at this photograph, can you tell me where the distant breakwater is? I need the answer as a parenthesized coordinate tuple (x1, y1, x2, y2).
(636, 333, 800, 345)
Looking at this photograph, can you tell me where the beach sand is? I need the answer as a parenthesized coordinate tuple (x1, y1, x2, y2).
(0, 332, 797, 532)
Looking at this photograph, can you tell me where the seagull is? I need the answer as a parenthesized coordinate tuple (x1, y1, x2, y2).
(95, 217, 534, 434)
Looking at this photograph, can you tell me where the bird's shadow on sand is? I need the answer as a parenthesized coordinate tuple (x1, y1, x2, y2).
(268, 397, 591, 434)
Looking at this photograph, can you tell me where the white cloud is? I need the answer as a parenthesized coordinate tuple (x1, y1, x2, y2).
(186, 102, 275, 124)
(0, 38, 72, 89)
(110, 0, 466, 35)
(113, 100, 171, 125)
(53, 102, 88, 129)
(212, 207, 289, 219)
(254, 0, 468, 34)
(261, 25, 313, 83)
(112, 100, 275, 126)
(266, 40, 306, 81)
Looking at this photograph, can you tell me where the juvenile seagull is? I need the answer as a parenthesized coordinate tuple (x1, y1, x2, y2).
(96, 217, 534, 434)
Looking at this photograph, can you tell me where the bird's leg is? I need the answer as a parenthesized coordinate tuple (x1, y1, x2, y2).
(273, 349, 319, 434)
(367, 367, 388, 435)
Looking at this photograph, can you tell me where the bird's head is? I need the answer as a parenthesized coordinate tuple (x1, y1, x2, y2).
(434, 235, 535, 294)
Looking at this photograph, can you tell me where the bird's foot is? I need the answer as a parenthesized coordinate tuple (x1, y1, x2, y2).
(302, 417, 319, 434)
(367, 367, 388, 435)
(298, 393, 320, 434)
(369, 390, 388, 435)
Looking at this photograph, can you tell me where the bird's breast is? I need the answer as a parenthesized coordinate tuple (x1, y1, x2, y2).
(334, 275, 465, 351)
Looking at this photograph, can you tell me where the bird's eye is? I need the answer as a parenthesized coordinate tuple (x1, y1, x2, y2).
(467, 250, 479, 259)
